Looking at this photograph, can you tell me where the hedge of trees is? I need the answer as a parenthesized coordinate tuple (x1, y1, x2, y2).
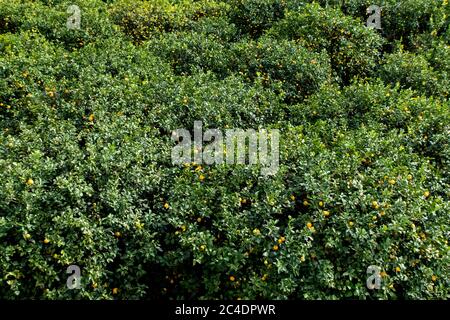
(0, 0, 449, 299)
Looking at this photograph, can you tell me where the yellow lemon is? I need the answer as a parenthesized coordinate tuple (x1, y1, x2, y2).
(135, 222, 143, 230)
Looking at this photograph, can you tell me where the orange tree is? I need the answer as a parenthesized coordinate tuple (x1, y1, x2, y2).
(0, 0, 449, 299)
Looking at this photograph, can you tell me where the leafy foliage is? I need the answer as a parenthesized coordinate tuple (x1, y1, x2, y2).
(0, 0, 449, 300)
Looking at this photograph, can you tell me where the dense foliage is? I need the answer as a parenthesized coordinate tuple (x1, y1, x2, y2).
(0, 0, 449, 300)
